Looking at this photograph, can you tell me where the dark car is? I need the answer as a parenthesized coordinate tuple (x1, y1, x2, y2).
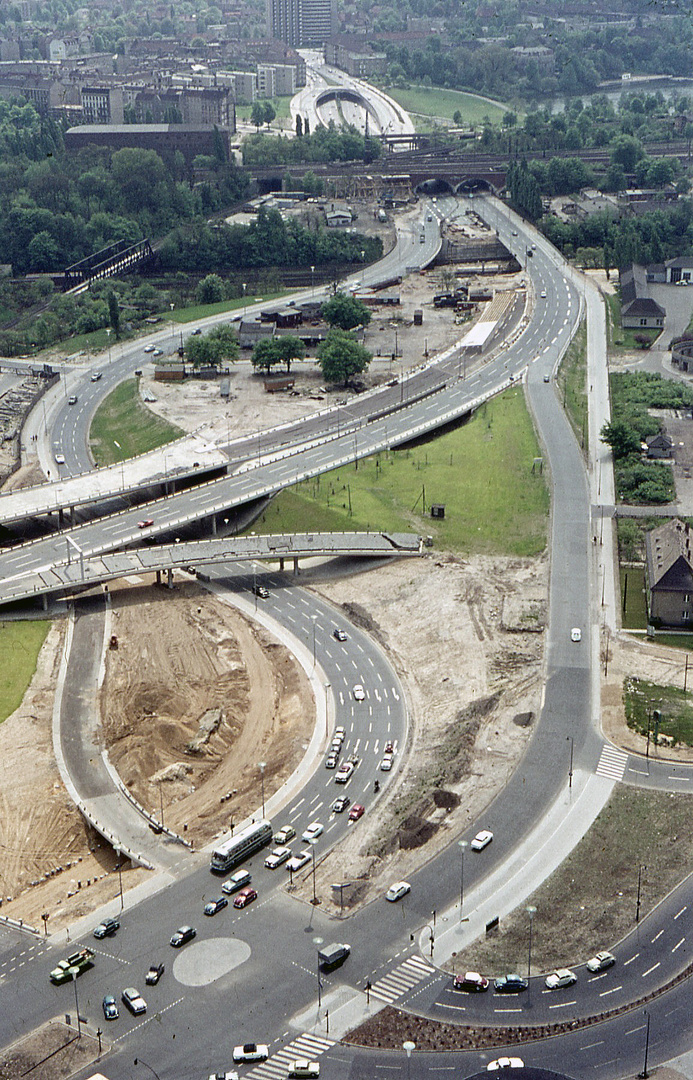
(453, 971, 489, 992)
(252, 585, 269, 599)
(170, 925, 197, 947)
(102, 994, 119, 1020)
(348, 803, 365, 822)
(331, 796, 350, 813)
(145, 963, 164, 985)
(204, 896, 228, 916)
(93, 917, 120, 939)
(233, 886, 258, 909)
(332, 629, 347, 641)
(494, 973, 528, 994)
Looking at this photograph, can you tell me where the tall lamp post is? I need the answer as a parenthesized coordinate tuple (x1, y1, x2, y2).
(311, 264, 315, 299)
(169, 302, 175, 347)
(313, 936, 324, 1005)
(458, 839, 468, 921)
(242, 282, 248, 319)
(71, 971, 82, 1037)
(526, 905, 537, 1001)
(258, 761, 266, 818)
(567, 736, 574, 789)
(309, 838, 319, 905)
(403, 1040, 416, 1080)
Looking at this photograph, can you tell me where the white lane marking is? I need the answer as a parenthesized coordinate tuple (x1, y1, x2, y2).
(642, 963, 660, 977)
(623, 953, 639, 966)
(674, 906, 687, 920)
(672, 937, 685, 952)
(599, 985, 622, 997)
(651, 929, 664, 943)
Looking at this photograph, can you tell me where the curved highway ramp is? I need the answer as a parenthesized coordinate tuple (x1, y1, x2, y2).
(0, 531, 423, 609)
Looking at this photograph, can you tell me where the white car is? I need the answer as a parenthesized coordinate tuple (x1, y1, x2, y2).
(121, 987, 147, 1015)
(540, 289, 547, 298)
(286, 851, 311, 873)
(264, 846, 291, 869)
(221, 869, 252, 895)
(208, 1072, 239, 1080)
(352, 684, 365, 701)
(386, 881, 411, 902)
(545, 967, 577, 990)
(334, 726, 345, 739)
(143, 344, 155, 353)
(335, 762, 354, 783)
(302, 822, 323, 843)
(487, 1059, 524, 1071)
(471, 830, 493, 851)
(273, 825, 296, 845)
(586, 950, 615, 973)
(54, 453, 65, 465)
(571, 627, 582, 642)
(232, 1044, 269, 1064)
(379, 755, 393, 772)
(289, 1062, 320, 1078)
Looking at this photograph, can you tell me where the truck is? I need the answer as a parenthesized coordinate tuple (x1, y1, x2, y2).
(49, 947, 95, 984)
(318, 943, 351, 970)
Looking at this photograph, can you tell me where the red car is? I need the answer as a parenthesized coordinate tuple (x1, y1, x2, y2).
(233, 886, 258, 909)
(138, 519, 154, 528)
(348, 804, 365, 822)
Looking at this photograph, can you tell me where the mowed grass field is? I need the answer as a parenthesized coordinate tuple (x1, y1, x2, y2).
(385, 84, 508, 127)
(90, 379, 183, 465)
(0, 621, 49, 723)
(253, 387, 549, 557)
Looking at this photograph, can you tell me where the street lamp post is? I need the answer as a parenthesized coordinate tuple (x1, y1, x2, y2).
(360, 249, 365, 291)
(105, 326, 111, 364)
(313, 936, 324, 1005)
(72, 971, 82, 1037)
(170, 302, 175, 346)
(113, 440, 125, 490)
(309, 838, 319, 904)
(242, 282, 248, 319)
(458, 839, 468, 921)
(567, 736, 574, 789)
(526, 905, 537, 1001)
(258, 761, 266, 818)
(636, 864, 645, 924)
(311, 264, 315, 299)
(403, 1040, 416, 1080)
(115, 850, 124, 911)
(639, 1011, 651, 1079)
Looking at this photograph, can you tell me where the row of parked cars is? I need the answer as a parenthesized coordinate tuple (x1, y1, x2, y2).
(452, 951, 616, 995)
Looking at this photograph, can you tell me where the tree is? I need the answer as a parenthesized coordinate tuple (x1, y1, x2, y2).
(107, 289, 120, 339)
(251, 337, 281, 374)
(318, 327, 372, 386)
(295, 114, 303, 138)
(321, 292, 371, 331)
(452, 110, 462, 126)
(262, 101, 276, 129)
(610, 134, 644, 173)
(274, 334, 305, 372)
(197, 273, 225, 304)
(251, 101, 264, 130)
(207, 324, 239, 364)
(600, 419, 641, 459)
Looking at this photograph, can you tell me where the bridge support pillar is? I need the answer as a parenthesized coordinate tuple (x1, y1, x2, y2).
(293, 557, 299, 575)
(211, 515, 217, 536)
(58, 508, 64, 526)
(42, 594, 48, 611)
(167, 568, 173, 588)
(69, 506, 75, 523)
(156, 570, 161, 585)
(279, 557, 285, 571)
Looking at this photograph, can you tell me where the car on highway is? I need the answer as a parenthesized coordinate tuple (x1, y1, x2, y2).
(330, 739, 342, 755)
(289, 1060, 320, 1078)
(331, 796, 350, 813)
(540, 289, 547, 298)
(145, 962, 164, 985)
(152, 348, 163, 356)
(265, 846, 291, 869)
(90, 371, 102, 381)
(349, 803, 365, 822)
(493, 973, 528, 994)
(253, 585, 270, 599)
(334, 726, 345, 740)
(143, 344, 156, 352)
(138, 519, 154, 528)
(487, 1058, 524, 1071)
(93, 916, 120, 939)
(302, 821, 323, 842)
(54, 452, 65, 464)
(121, 987, 147, 1015)
(335, 761, 354, 784)
(286, 851, 311, 873)
(102, 994, 119, 1020)
(222, 869, 251, 895)
(386, 881, 411, 902)
(233, 886, 258, 908)
(545, 968, 577, 990)
(170, 925, 196, 947)
(325, 753, 338, 768)
(68, 395, 78, 405)
(453, 971, 489, 992)
(233, 1044, 269, 1064)
(273, 824, 296, 845)
(332, 629, 347, 641)
(380, 754, 394, 772)
(471, 830, 493, 851)
(511, 229, 518, 236)
(352, 684, 365, 701)
(49, 948, 94, 984)
(571, 627, 582, 642)
(586, 950, 615, 973)
(543, 373, 550, 383)
(204, 896, 228, 916)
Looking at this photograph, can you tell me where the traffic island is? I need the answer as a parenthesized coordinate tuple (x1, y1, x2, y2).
(0, 1020, 104, 1079)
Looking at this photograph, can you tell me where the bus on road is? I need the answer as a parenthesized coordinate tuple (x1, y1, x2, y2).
(210, 819, 273, 873)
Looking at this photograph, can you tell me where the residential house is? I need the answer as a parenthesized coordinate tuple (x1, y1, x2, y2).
(645, 518, 693, 627)
(645, 433, 674, 459)
(619, 263, 665, 330)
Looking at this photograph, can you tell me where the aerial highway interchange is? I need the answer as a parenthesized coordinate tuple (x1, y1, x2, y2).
(0, 191, 692, 1080)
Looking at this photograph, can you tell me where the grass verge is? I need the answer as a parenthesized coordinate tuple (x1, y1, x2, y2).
(557, 316, 587, 451)
(252, 387, 549, 556)
(620, 565, 648, 629)
(455, 786, 693, 976)
(624, 675, 693, 747)
(171, 290, 288, 324)
(0, 621, 49, 723)
(89, 379, 183, 465)
(384, 84, 508, 127)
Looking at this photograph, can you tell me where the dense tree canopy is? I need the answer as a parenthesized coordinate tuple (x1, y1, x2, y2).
(318, 328, 372, 386)
(321, 293, 372, 331)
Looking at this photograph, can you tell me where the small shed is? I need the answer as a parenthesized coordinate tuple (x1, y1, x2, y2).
(276, 308, 303, 328)
(239, 320, 274, 349)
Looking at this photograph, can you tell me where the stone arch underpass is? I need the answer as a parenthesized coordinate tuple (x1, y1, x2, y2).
(413, 176, 501, 196)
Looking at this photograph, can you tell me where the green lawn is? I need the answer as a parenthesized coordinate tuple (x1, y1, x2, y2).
(624, 676, 693, 747)
(0, 621, 50, 723)
(252, 387, 549, 556)
(620, 565, 648, 629)
(557, 317, 588, 451)
(235, 96, 292, 122)
(607, 293, 660, 351)
(171, 291, 287, 324)
(384, 84, 509, 127)
(90, 379, 183, 465)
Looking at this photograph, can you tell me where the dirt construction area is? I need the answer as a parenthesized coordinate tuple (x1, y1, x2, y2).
(1, 259, 692, 946)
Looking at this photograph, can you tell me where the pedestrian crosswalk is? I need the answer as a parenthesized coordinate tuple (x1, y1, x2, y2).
(245, 1033, 335, 1080)
(596, 743, 628, 782)
(368, 953, 436, 1005)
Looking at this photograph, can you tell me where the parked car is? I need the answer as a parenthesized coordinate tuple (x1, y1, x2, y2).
(170, 925, 196, 947)
(102, 994, 119, 1020)
(145, 962, 164, 985)
(93, 917, 120, 939)
(286, 851, 311, 873)
(204, 896, 228, 916)
(233, 1044, 269, 1064)
(453, 971, 489, 992)
(471, 830, 493, 852)
(121, 987, 147, 1015)
(386, 881, 411, 902)
(222, 869, 251, 895)
(273, 825, 296, 845)
(331, 796, 350, 813)
(233, 886, 258, 908)
(493, 973, 528, 994)
(586, 950, 615, 973)
(348, 803, 365, 821)
(352, 684, 365, 701)
(545, 968, 577, 990)
(302, 822, 323, 842)
(332, 629, 347, 641)
(265, 846, 291, 869)
(143, 344, 155, 353)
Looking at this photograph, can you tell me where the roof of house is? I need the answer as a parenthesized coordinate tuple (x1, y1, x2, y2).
(646, 518, 693, 591)
(665, 257, 693, 269)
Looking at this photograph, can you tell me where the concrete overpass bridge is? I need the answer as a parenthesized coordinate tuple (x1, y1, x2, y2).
(0, 531, 423, 609)
(250, 159, 506, 197)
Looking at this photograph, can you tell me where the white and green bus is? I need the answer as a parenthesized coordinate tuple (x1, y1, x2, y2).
(210, 819, 273, 874)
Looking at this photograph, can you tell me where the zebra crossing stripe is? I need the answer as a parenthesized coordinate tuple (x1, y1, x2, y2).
(368, 955, 436, 1003)
(596, 744, 628, 781)
(245, 1034, 336, 1080)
